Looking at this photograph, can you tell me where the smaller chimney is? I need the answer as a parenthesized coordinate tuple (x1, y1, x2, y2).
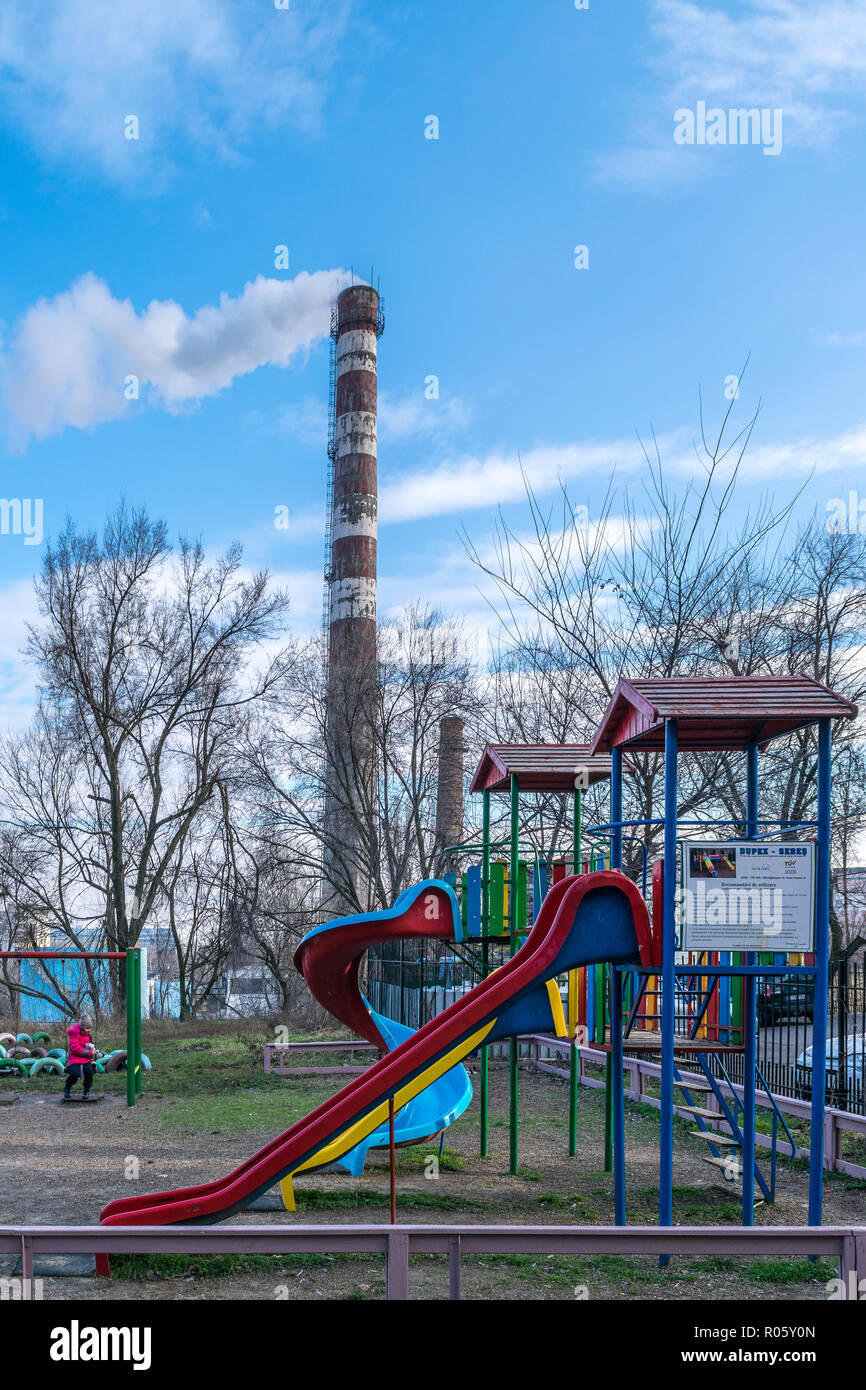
(435, 716, 464, 875)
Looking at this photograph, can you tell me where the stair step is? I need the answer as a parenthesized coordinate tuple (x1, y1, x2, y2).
(702, 1154, 744, 1175)
(674, 1077, 712, 1091)
(701, 1155, 764, 1196)
(705, 1184, 766, 1210)
(676, 1104, 726, 1120)
(689, 1130, 740, 1147)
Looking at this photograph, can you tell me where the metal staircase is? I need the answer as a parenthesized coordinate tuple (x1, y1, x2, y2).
(622, 969, 798, 1205)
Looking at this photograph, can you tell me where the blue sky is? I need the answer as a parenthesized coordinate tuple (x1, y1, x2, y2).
(0, 0, 865, 723)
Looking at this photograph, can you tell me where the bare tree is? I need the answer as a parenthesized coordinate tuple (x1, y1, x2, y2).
(464, 395, 866, 887)
(0, 503, 291, 1007)
(247, 604, 481, 918)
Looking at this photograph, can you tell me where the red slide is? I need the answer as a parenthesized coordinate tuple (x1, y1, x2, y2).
(97, 871, 651, 1259)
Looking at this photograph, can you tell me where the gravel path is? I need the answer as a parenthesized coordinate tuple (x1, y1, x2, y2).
(2, 1063, 863, 1299)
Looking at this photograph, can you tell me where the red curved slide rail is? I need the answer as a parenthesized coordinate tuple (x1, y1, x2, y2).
(293, 883, 460, 1049)
(97, 872, 651, 1264)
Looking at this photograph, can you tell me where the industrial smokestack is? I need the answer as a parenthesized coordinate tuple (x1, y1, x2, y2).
(435, 715, 464, 875)
(328, 283, 382, 663)
(322, 283, 384, 915)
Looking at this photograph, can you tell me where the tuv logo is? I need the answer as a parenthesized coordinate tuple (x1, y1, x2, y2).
(49, 1320, 152, 1371)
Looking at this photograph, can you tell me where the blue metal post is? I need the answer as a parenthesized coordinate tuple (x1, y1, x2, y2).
(606, 743, 624, 1178)
(611, 963, 626, 1224)
(610, 745, 623, 871)
(741, 743, 759, 1224)
(810, 719, 832, 1226)
(660, 718, 678, 1236)
(746, 743, 759, 835)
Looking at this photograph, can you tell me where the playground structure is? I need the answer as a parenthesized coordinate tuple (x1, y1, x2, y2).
(0, 949, 146, 1107)
(95, 870, 651, 1262)
(589, 676, 854, 1231)
(292, 881, 473, 1177)
(86, 673, 855, 1265)
(441, 677, 855, 1230)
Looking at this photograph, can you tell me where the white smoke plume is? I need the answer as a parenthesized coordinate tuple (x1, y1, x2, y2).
(4, 269, 348, 441)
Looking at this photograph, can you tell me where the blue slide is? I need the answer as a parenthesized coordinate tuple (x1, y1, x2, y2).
(292, 881, 474, 1174)
(335, 1003, 472, 1174)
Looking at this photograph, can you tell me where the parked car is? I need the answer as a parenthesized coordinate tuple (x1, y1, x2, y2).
(757, 976, 815, 1025)
(794, 1035, 865, 1100)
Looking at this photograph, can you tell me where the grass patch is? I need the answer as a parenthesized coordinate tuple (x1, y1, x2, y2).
(156, 1083, 334, 1134)
(112, 1251, 367, 1280)
(630, 1184, 742, 1223)
(296, 1186, 488, 1212)
(536, 1192, 597, 1218)
(828, 1173, 866, 1192)
(744, 1258, 837, 1284)
(397, 1148, 465, 1173)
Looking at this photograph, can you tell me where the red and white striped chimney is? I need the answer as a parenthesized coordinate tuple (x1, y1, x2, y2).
(328, 283, 383, 668)
(322, 283, 383, 915)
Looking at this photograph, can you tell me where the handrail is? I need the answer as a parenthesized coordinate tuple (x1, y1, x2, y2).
(755, 1059, 799, 1158)
(0, 1222, 861, 1302)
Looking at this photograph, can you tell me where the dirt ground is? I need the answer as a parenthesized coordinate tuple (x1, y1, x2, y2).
(2, 1059, 864, 1300)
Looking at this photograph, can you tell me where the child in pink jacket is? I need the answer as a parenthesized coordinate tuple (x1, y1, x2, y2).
(63, 1012, 97, 1101)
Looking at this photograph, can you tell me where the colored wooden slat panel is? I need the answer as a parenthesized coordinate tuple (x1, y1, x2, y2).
(594, 962, 605, 1044)
(731, 952, 743, 1045)
(517, 861, 528, 932)
(706, 953, 720, 1042)
(466, 865, 482, 939)
(533, 861, 547, 921)
(489, 861, 506, 936)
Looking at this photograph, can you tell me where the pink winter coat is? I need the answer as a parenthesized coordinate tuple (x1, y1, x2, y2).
(66, 1022, 95, 1064)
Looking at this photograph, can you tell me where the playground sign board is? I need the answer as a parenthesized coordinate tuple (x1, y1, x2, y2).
(678, 840, 815, 953)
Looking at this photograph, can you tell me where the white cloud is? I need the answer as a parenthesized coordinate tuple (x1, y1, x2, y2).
(378, 390, 471, 441)
(742, 423, 866, 480)
(250, 386, 471, 453)
(256, 397, 330, 448)
(379, 436, 664, 523)
(0, 576, 41, 732)
(652, 0, 866, 133)
(599, 0, 866, 189)
(378, 419, 866, 524)
(0, 0, 351, 183)
(820, 331, 866, 347)
(3, 269, 348, 442)
(269, 565, 324, 632)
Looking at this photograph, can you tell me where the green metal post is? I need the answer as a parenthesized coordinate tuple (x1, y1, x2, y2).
(569, 788, 582, 1156)
(509, 773, 519, 1175)
(134, 949, 143, 1094)
(125, 950, 135, 1108)
(480, 788, 490, 1158)
(604, 981, 614, 1171)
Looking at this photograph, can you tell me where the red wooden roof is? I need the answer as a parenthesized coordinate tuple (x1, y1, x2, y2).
(469, 743, 629, 794)
(589, 676, 858, 754)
